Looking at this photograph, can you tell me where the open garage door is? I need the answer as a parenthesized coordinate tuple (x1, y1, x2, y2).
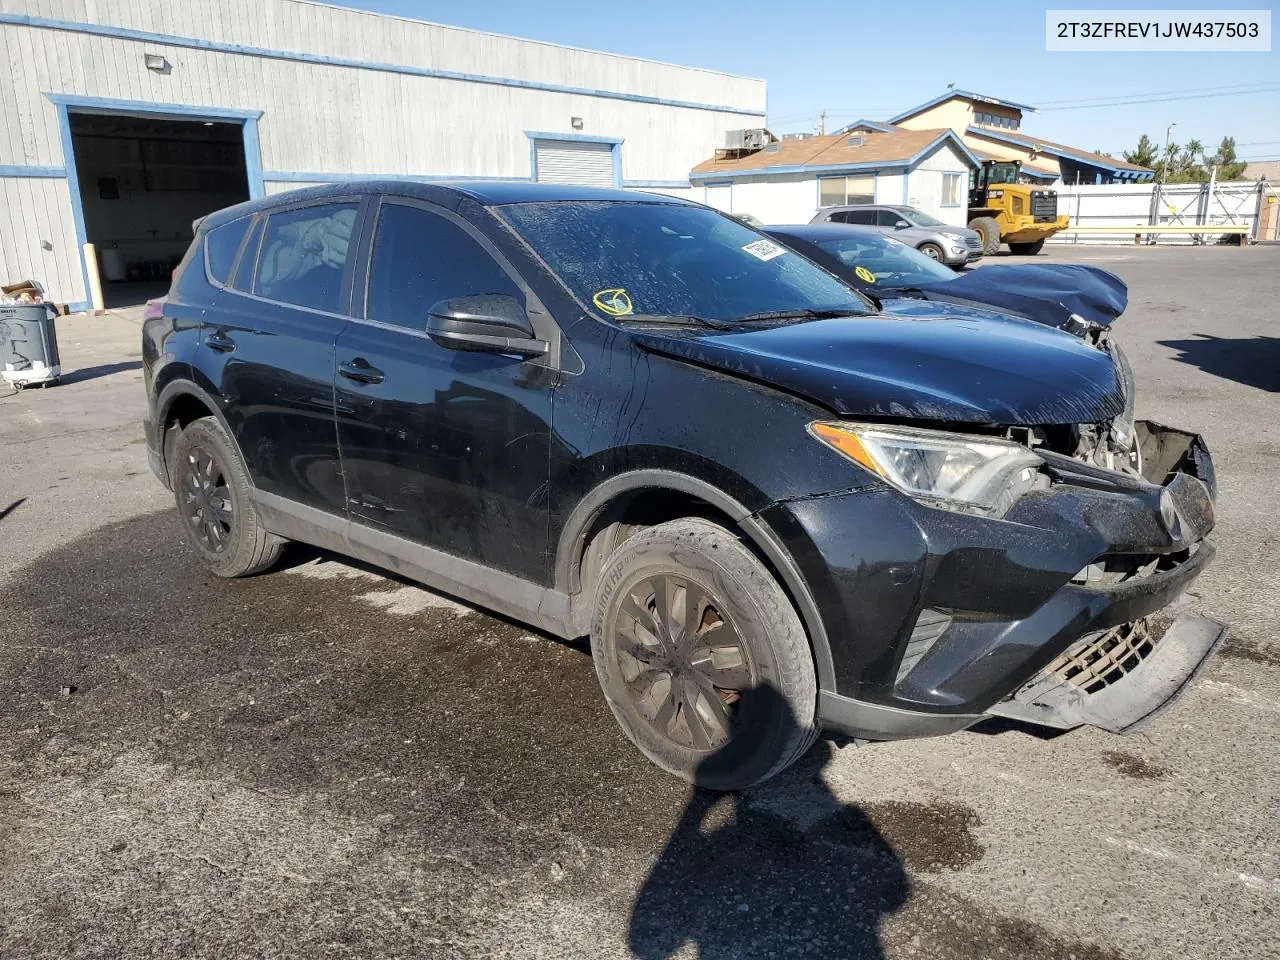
(533, 139, 616, 187)
(68, 113, 250, 307)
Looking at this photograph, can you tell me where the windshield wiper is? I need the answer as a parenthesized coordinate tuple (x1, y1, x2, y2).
(619, 313, 736, 330)
(736, 306, 871, 323)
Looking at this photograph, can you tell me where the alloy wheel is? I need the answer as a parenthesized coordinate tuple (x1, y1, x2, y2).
(180, 446, 233, 553)
(610, 573, 757, 751)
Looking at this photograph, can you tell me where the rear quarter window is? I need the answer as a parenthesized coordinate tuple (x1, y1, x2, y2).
(205, 217, 252, 285)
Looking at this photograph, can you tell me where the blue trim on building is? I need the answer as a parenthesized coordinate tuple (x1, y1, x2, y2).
(6, 13, 765, 117)
(42, 93, 269, 301)
(0, 164, 66, 177)
(50, 103, 91, 305)
(833, 119, 898, 135)
(524, 131, 624, 186)
(889, 89, 1038, 124)
(965, 125, 1153, 181)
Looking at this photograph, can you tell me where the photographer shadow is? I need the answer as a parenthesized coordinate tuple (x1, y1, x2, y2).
(628, 685, 909, 959)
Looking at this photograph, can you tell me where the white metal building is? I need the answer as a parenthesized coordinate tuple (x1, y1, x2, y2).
(0, 0, 765, 308)
(688, 129, 979, 226)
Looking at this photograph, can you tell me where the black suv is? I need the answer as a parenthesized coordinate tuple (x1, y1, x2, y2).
(143, 182, 1224, 789)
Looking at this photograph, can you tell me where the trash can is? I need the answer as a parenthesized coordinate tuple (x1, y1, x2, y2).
(0, 303, 61, 389)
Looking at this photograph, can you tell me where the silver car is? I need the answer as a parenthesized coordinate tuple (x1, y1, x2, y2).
(809, 204, 983, 268)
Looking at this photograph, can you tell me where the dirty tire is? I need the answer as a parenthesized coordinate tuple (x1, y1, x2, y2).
(1008, 239, 1045, 255)
(590, 518, 819, 790)
(918, 242, 945, 262)
(969, 216, 1001, 255)
(170, 417, 284, 578)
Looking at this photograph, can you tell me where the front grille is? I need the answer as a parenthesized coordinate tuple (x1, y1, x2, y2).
(895, 608, 953, 684)
(1031, 190, 1058, 222)
(964, 236, 983, 251)
(1044, 618, 1159, 695)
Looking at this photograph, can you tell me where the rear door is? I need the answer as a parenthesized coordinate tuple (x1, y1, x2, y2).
(333, 197, 555, 581)
(201, 197, 366, 514)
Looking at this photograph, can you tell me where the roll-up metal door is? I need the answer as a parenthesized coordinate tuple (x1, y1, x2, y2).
(533, 139, 616, 186)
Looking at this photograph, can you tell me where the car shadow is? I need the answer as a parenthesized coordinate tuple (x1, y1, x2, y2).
(1157, 334, 1280, 393)
(57, 361, 143, 385)
(628, 685, 909, 959)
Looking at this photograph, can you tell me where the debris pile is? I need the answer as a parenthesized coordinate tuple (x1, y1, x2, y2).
(1, 279, 45, 304)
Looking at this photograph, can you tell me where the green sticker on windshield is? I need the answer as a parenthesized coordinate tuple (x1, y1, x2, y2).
(854, 265, 876, 284)
(593, 288, 633, 316)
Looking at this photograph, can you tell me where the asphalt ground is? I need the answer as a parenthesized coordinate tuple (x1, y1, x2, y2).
(1, 244, 1277, 959)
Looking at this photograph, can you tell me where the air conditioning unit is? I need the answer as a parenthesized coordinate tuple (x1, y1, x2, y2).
(724, 128, 772, 150)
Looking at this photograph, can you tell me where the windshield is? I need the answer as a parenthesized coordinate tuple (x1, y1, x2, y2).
(499, 201, 873, 323)
(900, 208, 945, 228)
(816, 232, 957, 287)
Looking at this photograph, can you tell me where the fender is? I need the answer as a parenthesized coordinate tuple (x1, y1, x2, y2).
(153, 378, 250, 485)
(554, 469, 837, 692)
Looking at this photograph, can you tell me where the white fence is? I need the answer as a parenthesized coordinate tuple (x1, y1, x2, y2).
(1049, 179, 1275, 245)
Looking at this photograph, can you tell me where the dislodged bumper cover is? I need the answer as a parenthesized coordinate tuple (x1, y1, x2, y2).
(987, 614, 1228, 733)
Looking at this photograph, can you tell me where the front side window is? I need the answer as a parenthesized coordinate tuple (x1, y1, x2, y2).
(254, 202, 360, 313)
(900, 208, 946, 228)
(942, 173, 963, 206)
(500, 201, 873, 323)
(819, 175, 875, 208)
(205, 217, 251, 284)
(875, 210, 905, 227)
(366, 202, 522, 328)
(816, 232, 957, 287)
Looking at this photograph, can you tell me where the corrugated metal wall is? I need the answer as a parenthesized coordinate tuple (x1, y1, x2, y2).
(0, 177, 84, 301)
(0, 0, 766, 304)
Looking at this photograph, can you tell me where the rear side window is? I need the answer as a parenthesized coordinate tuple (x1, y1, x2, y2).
(254, 202, 360, 313)
(230, 217, 264, 292)
(365, 202, 522, 328)
(205, 217, 251, 284)
(833, 210, 875, 225)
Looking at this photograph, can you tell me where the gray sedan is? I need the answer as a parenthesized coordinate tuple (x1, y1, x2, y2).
(809, 204, 982, 268)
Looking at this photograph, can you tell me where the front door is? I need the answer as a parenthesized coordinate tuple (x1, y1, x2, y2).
(202, 198, 364, 514)
(334, 198, 555, 582)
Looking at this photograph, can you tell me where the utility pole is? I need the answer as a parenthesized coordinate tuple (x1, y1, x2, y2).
(1161, 122, 1177, 185)
(819, 111, 826, 136)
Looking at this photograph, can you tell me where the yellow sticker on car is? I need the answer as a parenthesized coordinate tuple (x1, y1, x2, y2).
(854, 265, 876, 284)
(593, 288, 633, 316)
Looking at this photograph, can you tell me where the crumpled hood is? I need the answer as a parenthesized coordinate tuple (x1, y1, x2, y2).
(630, 311, 1125, 425)
(889, 263, 1128, 330)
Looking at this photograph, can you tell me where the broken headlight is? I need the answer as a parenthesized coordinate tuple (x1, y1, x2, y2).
(809, 421, 1042, 513)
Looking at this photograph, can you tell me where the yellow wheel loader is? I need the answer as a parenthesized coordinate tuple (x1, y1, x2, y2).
(967, 161, 1070, 256)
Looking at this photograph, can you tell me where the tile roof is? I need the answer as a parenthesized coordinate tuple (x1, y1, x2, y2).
(690, 128, 973, 177)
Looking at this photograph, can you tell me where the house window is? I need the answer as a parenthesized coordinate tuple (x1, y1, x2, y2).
(819, 175, 875, 207)
(942, 173, 963, 206)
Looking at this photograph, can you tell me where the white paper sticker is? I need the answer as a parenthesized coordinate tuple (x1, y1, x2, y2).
(741, 238, 786, 262)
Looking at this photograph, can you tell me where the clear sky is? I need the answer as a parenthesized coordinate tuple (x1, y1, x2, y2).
(332, 0, 1279, 162)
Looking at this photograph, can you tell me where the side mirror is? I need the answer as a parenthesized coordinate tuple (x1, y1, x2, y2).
(425, 295, 548, 358)
(894, 220, 910, 230)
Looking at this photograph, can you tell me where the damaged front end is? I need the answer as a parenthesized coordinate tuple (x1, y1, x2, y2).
(791, 418, 1224, 743)
(984, 421, 1225, 734)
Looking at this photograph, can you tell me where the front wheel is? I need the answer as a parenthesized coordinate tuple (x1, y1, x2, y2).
(918, 242, 945, 262)
(590, 518, 819, 790)
(1009, 239, 1045, 255)
(968, 216, 1002, 255)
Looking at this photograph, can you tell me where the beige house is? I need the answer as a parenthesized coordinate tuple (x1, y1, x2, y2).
(841, 90, 1154, 185)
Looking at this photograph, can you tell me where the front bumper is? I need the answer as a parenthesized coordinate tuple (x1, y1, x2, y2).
(762, 421, 1220, 740)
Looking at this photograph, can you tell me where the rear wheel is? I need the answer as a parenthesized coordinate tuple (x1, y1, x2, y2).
(590, 518, 819, 790)
(170, 417, 284, 578)
(1008, 239, 1045, 255)
(969, 216, 1001, 255)
(918, 242, 945, 262)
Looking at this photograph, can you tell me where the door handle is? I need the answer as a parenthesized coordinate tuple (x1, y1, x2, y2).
(204, 331, 236, 353)
(339, 358, 385, 385)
